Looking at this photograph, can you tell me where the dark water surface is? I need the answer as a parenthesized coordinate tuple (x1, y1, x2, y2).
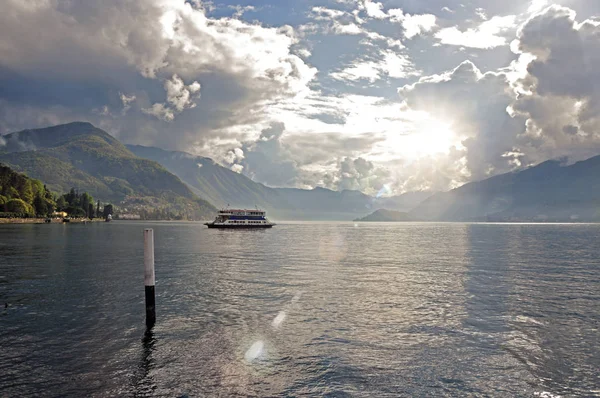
(1, 222, 599, 397)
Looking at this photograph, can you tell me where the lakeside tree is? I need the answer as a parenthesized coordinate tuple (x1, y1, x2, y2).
(58, 188, 95, 218)
(56, 196, 67, 211)
(103, 204, 114, 219)
(0, 163, 55, 217)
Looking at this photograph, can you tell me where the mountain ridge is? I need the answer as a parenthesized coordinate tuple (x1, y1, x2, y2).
(354, 209, 413, 222)
(127, 144, 435, 220)
(0, 123, 215, 219)
(409, 156, 600, 222)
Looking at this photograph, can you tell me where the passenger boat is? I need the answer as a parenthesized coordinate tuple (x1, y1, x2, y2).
(204, 209, 275, 228)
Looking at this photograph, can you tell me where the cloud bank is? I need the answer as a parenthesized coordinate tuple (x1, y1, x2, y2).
(1, 0, 600, 196)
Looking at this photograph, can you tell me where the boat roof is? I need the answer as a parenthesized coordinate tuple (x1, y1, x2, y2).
(219, 209, 265, 212)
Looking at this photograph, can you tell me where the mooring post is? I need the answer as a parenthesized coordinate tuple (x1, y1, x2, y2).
(144, 228, 156, 329)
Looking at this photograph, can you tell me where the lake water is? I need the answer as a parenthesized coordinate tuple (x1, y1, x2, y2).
(0, 222, 599, 397)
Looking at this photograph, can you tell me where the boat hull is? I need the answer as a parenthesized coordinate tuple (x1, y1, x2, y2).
(205, 223, 274, 229)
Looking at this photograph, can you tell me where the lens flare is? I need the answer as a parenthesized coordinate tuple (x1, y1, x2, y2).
(244, 340, 264, 362)
(376, 184, 392, 198)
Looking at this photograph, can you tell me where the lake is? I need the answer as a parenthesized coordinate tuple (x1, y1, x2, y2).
(1, 222, 599, 397)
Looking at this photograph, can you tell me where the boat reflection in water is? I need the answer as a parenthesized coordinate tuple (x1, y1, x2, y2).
(204, 209, 275, 229)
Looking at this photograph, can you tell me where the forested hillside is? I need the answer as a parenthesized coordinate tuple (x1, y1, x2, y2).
(0, 163, 55, 216)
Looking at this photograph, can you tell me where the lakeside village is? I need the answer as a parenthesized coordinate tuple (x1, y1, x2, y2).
(0, 185, 181, 223)
(0, 161, 193, 223)
(0, 185, 114, 223)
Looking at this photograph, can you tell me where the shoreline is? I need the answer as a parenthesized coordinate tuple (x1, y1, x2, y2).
(0, 218, 104, 224)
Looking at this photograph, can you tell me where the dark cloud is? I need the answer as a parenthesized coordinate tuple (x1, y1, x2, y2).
(513, 4, 600, 162)
(0, 0, 316, 143)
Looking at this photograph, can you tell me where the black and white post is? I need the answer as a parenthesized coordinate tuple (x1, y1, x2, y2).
(144, 228, 156, 329)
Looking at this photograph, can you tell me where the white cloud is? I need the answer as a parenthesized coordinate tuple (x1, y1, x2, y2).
(330, 50, 415, 82)
(528, 0, 549, 14)
(231, 164, 244, 173)
(142, 103, 175, 122)
(331, 61, 381, 82)
(142, 74, 201, 121)
(119, 93, 136, 114)
(402, 14, 437, 39)
(361, 0, 387, 19)
(224, 147, 245, 164)
(331, 21, 364, 35)
(229, 5, 255, 18)
(311, 6, 346, 21)
(165, 75, 200, 112)
(388, 9, 437, 39)
(381, 51, 415, 78)
(435, 15, 517, 48)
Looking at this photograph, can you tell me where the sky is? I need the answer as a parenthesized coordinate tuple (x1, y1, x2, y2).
(1, 0, 600, 195)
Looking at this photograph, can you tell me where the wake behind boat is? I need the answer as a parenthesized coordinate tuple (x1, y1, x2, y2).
(204, 209, 275, 228)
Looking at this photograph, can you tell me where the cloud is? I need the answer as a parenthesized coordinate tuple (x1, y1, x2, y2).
(3, 0, 600, 197)
(0, 0, 317, 148)
(360, 0, 387, 20)
(311, 6, 347, 21)
(307, 5, 389, 41)
(511, 5, 600, 162)
(400, 60, 526, 180)
(224, 147, 245, 164)
(235, 123, 298, 186)
(229, 5, 255, 18)
(223, 121, 387, 191)
(528, 0, 549, 14)
(435, 15, 517, 48)
(337, 156, 389, 193)
(119, 93, 136, 115)
(231, 164, 244, 173)
(331, 61, 381, 82)
(142, 74, 201, 122)
(388, 9, 437, 39)
(330, 50, 416, 82)
(306, 3, 437, 47)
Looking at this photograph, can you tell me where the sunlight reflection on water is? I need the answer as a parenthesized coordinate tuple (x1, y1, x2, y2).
(0, 222, 599, 397)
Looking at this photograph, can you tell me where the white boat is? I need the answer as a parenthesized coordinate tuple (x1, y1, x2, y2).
(204, 209, 275, 228)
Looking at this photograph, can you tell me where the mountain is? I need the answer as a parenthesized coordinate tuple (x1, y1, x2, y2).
(374, 191, 435, 212)
(354, 209, 413, 222)
(410, 156, 600, 222)
(126, 144, 285, 210)
(127, 145, 434, 220)
(0, 122, 215, 219)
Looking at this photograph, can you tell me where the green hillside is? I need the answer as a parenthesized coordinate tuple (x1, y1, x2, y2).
(0, 122, 216, 220)
(0, 163, 55, 216)
(127, 144, 284, 209)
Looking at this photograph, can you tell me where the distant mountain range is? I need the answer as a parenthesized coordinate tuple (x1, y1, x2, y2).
(127, 144, 434, 220)
(3, 122, 599, 222)
(354, 209, 413, 222)
(0, 122, 215, 219)
(409, 156, 600, 222)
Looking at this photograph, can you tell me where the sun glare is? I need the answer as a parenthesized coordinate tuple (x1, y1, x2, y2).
(382, 116, 460, 159)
